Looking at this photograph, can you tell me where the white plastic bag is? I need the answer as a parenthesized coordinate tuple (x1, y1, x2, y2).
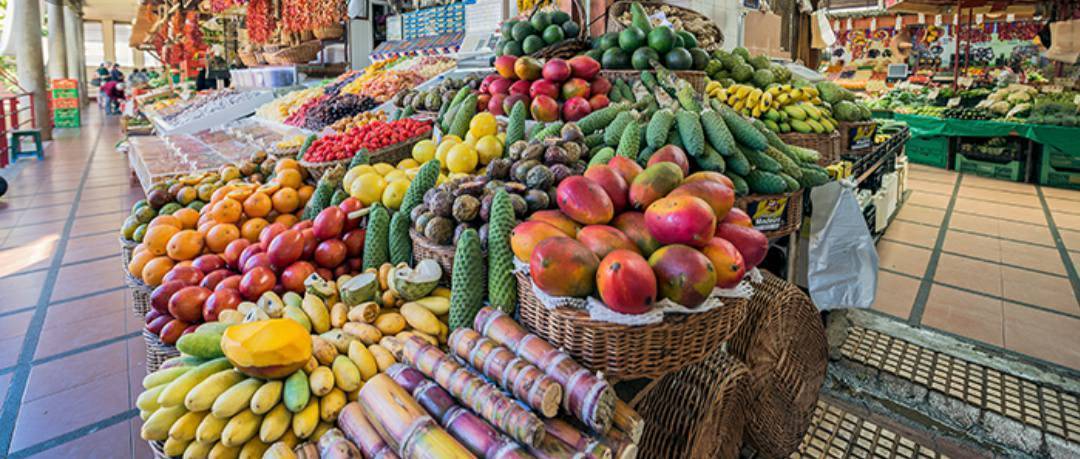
(806, 181, 878, 311)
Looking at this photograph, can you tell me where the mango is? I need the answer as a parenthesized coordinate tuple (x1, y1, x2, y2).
(221, 319, 312, 379)
(629, 162, 684, 209)
(529, 237, 600, 297)
(648, 244, 717, 308)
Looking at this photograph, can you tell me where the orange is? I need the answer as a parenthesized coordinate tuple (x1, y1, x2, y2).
(241, 218, 270, 242)
(144, 225, 180, 256)
(133, 243, 149, 256)
(206, 223, 240, 253)
(211, 198, 243, 224)
(197, 220, 216, 237)
(274, 213, 299, 227)
(275, 158, 300, 173)
(243, 192, 272, 218)
(172, 208, 200, 229)
(297, 185, 315, 206)
(175, 260, 194, 269)
(271, 188, 300, 214)
(275, 169, 303, 189)
(142, 256, 175, 287)
(148, 215, 182, 229)
(210, 185, 234, 204)
(128, 250, 156, 278)
(166, 229, 205, 261)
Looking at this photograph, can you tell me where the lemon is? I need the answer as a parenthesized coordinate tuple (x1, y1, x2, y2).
(349, 173, 387, 206)
(446, 143, 479, 173)
(342, 165, 371, 192)
(436, 138, 461, 165)
(384, 170, 409, 182)
(404, 168, 419, 179)
(381, 180, 410, 210)
(397, 158, 420, 170)
(475, 135, 503, 165)
(372, 163, 395, 176)
(469, 112, 498, 139)
(441, 134, 463, 145)
(411, 140, 437, 163)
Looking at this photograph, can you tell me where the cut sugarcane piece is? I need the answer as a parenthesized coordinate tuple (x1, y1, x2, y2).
(473, 307, 616, 432)
(600, 426, 639, 459)
(527, 433, 587, 459)
(337, 402, 400, 459)
(449, 328, 562, 418)
(543, 419, 613, 459)
(355, 374, 474, 459)
(400, 335, 546, 448)
(611, 400, 643, 445)
(386, 364, 533, 459)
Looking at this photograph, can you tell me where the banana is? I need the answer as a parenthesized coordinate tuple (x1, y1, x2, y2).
(250, 381, 283, 415)
(781, 84, 792, 92)
(705, 81, 721, 92)
(212, 378, 263, 419)
(309, 366, 335, 396)
(733, 100, 746, 112)
(164, 436, 191, 457)
(414, 296, 450, 315)
(777, 93, 790, 105)
(790, 88, 803, 100)
(239, 438, 270, 459)
(209, 441, 240, 459)
(736, 86, 752, 99)
(141, 405, 187, 441)
(186, 369, 246, 412)
(348, 341, 378, 380)
(221, 409, 262, 448)
(182, 439, 214, 459)
(752, 106, 763, 118)
(292, 398, 320, 439)
(143, 366, 191, 389)
(767, 86, 782, 96)
(197, 413, 230, 443)
(137, 384, 166, 412)
(259, 403, 292, 443)
(727, 94, 740, 105)
(332, 356, 362, 391)
(158, 358, 233, 408)
(320, 388, 347, 422)
(169, 411, 209, 442)
(140, 410, 153, 421)
(761, 92, 773, 110)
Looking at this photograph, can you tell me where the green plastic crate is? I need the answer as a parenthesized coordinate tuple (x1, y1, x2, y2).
(955, 153, 1023, 182)
(53, 108, 79, 118)
(1039, 151, 1080, 190)
(1045, 146, 1080, 172)
(51, 88, 78, 99)
(54, 117, 80, 128)
(904, 136, 949, 168)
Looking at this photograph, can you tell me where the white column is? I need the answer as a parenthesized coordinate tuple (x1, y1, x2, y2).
(47, 0, 68, 79)
(64, 3, 81, 81)
(14, 0, 52, 139)
(76, 11, 90, 106)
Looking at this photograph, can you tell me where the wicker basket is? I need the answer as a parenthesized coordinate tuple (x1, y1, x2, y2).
(628, 349, 750, 459)
(410, 228, 456, 285)
(836, 120, 878, 155)
(516, 270, 748, 382)
(119, 236, 137, 268)
(528, 1, 590, 60)
(126, 272, 152, 319)
(734, 189, 804, 239)
(600, 69, 707, 93)
(149, 441, 168, 459)
(264, 41, 321, 65)
(144, 330, 181, 374)
(298, 157, 349, 182)
(605, 1, 724, 51)
(314, 23, 345, 40)
(729, 270, 827, 459)
(778, 131, 843, 166)
(239, 47, 265, 67)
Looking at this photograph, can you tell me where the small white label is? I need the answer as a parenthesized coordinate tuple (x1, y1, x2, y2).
(1007, 14, 1015, 22)
(947, 97, 961, 107)
(895, 16, 903, 28)
(952, 14, 959, 25)
(934, 14, 941, 26)
(870, 18, 877, 30)
(928, 89, 941, 99)
(976, 14, 983, 24)
(846, 18, 853, 29)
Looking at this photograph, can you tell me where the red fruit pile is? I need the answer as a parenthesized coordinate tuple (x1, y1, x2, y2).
(303, 118, 432, 162)
(144, 202, 367, 344)
(480, 55, 610, 122)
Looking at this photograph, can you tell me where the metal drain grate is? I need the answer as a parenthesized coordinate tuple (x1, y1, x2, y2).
(792, 400, 947, 458)
(840, 327, 1080, 443)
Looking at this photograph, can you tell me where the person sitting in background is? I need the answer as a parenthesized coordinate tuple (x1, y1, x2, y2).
(110, 63, 123, 82)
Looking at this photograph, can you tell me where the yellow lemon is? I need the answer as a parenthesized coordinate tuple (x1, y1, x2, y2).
(436, 138, 461, 165)
(384, 170, 409, 182)
(475, 135, 503, 165)
(381, 180, 410, 210)
(342, 165, 370, 192)
(404, 168, 419, 179)
(446, 143, 479, 173)
(469, 112, 498, 139)
(397, 158, 420, 170)
(350, 173, 387, 206)
(436, 173, 448, 185)
(411, 140, 437, 163)
(372, 163, 395, 176)
(442, 134, 463, 144)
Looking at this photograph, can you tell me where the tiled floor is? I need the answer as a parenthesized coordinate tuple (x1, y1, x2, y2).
(873, 163, 1080, 371)
(0, 111, 150, 458)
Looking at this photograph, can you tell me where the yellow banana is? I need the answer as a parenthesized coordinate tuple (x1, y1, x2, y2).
(736, 86, 752, 99)
(141, 405, 187, 441)
(169, 411, 209, 442)
(733, 100, 746, 112)
(196, 411, 230, 443)
(751, 106, 763, 118)
(164, 436, 191, 457)
(790, 88, 803, 100)
(414, 296, 449, 315)
(186, 370, 246, 412)
(137, 385, 166, 412)
(250, 381, 283, 415)
(239, 438, 270, 459)
(158, 358, 233, 408)
(348, 341, 378, 380)
(209, 441, 240, 459)
(221, 409, 262, 448)
(292, 399, 320, 439)
(182, 439, 214, 459)
(320, 388, 347, 422)
(212, 378, 263, 419)
(259, 403, 292, 443)
(143, 366, 192, 389)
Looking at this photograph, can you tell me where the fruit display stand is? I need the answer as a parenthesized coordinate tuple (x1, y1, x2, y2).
(126, 136, 214, 195)
(147, 90, 276, 136)
(602, 69, 707, 93)
(223, 117, 314, 157)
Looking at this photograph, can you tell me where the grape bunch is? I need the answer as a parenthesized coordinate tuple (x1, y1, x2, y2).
(303, 94, 378, 131)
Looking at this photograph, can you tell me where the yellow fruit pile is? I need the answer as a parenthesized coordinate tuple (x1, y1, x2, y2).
(341, 158, 434, 209)
(329, 110, 387, 133)
(256, 86, 326, 123)
(412, 112, 505, 177)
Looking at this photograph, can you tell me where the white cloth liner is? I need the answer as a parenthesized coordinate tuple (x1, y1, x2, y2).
(514, 258, 757, 326)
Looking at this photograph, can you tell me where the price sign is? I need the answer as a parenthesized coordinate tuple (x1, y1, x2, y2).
(947, 97, 961, 107)
(745, 197, 791, 232)
(928, 88, 941, 100)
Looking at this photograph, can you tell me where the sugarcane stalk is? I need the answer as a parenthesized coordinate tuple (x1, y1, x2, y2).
(610, 400, 642, 445)
(401, 335, 546, 448)
(318, 428, 363, 459)
(355, 374, 475, 459)
(449, 328, 563, 418)
(338, 402, 400, 459)
(598, 427, 638, 459)
(474, 307, 616, 432)
(387, 364, 535, 459)
(295, 442, 319, 459)
(527, 434, 588, 459)
(543, 419, 612, 459)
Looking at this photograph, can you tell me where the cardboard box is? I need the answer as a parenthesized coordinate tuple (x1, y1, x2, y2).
(743, 11, 790, 60)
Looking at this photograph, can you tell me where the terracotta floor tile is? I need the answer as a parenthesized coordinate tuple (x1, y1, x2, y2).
(0, 334, 25, 368)
(881, 221, 940, 248)
(948, 212, 999, 236)
(957, 187, 1040, 208)
(0, 270, 48, 312)
(130, 418, 153, 458)
(69, 211, 126, 238)
(876, 241, 931, 277)
(894, 205, 945, 226)
(911, 180, 954, 196)
(1044, 197, 1080, 214)
(126, 335, 147, 377)
(1000, 205, 1050, 224)
(0, 310, 34, 340)
(35, 309, 127, 359)
(0, 372, 12, 403)
(0, 237, 57, 278)
(1003, 302, 1080, 371)
(933, 253, 1002, 296)
(997, 220, 1055, 246)
(1000, 266, 1079, 315)
(1041, 186, 1080, 200)
(17, 205, 72, 226)
(2, 221, 67, 249)
(1051, 211, 1080, 232)
(872, 271, 920, 319)
(962, 176, 1037, 195)
(22, 419, 132, 459)
(49, 257, 125, 302)
(62, 231, 122, 265)
(74, 197, 130, 217)
(25, 341, 128, 403)
(953, 197, 1000, 217)
(921, 284, 1004, 346)
(46, 288, 126, 327)
(1061, 229, 1080, 252)
(905, 191, 952, 209)
(11, 370, 130, 451)
(942, 230, 1000, 261)
(29, 192, 78, 208)
(0, 210, 25, 228)
(999, 240, 1067, 276)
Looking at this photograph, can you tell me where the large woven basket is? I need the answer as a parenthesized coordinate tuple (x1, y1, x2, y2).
(605, 1, 724, 51)
(144, 330, 181, 374)
(125, 273, 152, 319)
(119, 237, 137, 268)
(264, 40, 321, 65)
(528, 0, 590, 60)
(410, 228, 455, 283)
(628, 349, 750, 459)
(729, 270, 827, 459)
(314, 23, 345, 40)
(516, 270, 748, 382)
(734, 189, 804, 239)
(149, 441, 167, 459)
(779, 131, 843, 167)
(298, 157, 349, 182)
(600, 69, 707, 93)
(239, 47, 266, 67)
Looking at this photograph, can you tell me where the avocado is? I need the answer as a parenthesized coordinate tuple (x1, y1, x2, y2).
(585, 48, 604, 62)
(732, 46, 751, 61)
(602, 47, 631, 69)
(673, 34, 685, 49)
(551, 11, 571, 25)
(542, 25, 565, 44)
(618, 26, 647, 52)
(501, 21, 516, 40)
(646, 26, 675, 54)
(561, 21, 580, 38)
(531, 12, 552, 32)
(663, 47, 693, 70)
(523, 35, 546, 54)
(689, 48, 709, 71)
(676, 30, 698, 49)
(599, 32, 620, 50)
(511, 22, 536, 42)
(502, 40, 523, 56)
(632, 47, 660, 70)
